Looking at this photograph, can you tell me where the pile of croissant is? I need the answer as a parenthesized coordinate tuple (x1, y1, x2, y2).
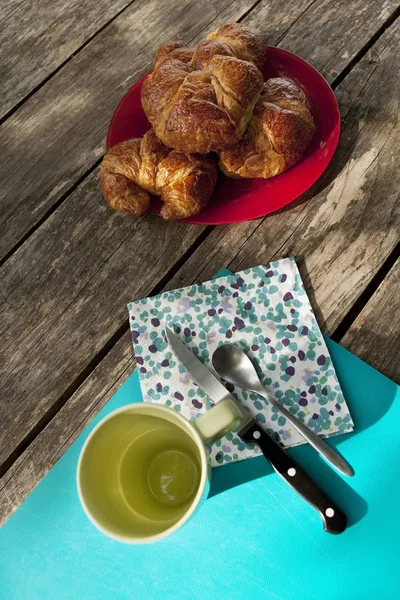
(101, 23, 315, 221)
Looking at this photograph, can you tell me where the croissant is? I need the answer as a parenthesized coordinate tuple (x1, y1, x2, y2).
(219, 78, 315, 179)
(141, 24, 266, 154)
(100, 129, 218, 221)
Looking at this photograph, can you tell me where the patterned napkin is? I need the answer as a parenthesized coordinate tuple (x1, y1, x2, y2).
(128, 258, 353, 467)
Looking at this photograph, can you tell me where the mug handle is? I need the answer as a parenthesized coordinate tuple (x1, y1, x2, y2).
(192, 398, 243, 443)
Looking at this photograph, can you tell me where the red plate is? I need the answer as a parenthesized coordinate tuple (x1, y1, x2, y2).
(107, 47, 340, 225)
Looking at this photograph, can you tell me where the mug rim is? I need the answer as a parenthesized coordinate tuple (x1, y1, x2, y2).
(77, 402, 209, 544)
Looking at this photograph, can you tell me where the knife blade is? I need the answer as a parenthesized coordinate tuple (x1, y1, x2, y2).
(165, 326, 347, 534)
(165, 326, 252, 427)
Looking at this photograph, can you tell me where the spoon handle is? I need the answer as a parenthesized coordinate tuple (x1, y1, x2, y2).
(239, 421, 347, 534)
(257, 387, 354, 477)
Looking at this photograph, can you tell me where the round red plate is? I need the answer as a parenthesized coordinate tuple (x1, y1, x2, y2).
(107, 47, 340, 225)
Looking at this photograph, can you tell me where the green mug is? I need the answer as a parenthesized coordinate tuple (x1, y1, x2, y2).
(77, 399, 242, 543)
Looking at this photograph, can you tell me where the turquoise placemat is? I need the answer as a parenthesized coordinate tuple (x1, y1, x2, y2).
(1, 273, 399, 598)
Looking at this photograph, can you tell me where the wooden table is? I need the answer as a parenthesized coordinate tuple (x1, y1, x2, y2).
(1, 0, 399, 527)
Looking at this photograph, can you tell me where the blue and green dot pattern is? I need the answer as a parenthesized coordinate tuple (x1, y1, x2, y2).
(128, 258, 353, 467)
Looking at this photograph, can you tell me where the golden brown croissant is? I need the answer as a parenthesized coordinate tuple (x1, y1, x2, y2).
(141, 24, 266, 154)
(219, 78, 315, 179)
(100, 129, 218, 221)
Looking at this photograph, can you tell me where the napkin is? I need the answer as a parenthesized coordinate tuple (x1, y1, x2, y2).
(128, 258, 353, 466)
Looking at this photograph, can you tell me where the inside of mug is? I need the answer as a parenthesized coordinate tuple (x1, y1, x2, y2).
(78, 408, 204, 541)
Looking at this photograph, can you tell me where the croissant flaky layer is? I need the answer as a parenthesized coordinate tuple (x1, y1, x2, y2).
(219, 77, 316, 179)
(100, 129, 218, 221)
(141, 23, 267, 154)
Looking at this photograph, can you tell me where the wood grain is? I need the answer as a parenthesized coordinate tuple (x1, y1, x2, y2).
(0, 0, 26, 23)
(0, 0, 134, 120)
(167, 16, 400, 337)
(341, 259, 400, 384)
(0, 0, 259, 262)
(1, 0, 398, 262)
(252, 0, 400, 83)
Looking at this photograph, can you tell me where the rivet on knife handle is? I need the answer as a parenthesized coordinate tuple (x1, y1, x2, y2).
(239, 421, 347, 534)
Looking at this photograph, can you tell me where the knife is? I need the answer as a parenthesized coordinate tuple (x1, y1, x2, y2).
(165, 326, 347, 534)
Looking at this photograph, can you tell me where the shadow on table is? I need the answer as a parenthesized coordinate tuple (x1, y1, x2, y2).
(209, 342, 399, 528)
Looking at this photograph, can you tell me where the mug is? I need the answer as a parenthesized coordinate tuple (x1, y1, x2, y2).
(77, 399, 242, 543)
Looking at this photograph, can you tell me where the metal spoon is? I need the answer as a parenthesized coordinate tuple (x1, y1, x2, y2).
(212, 344, 354, 477)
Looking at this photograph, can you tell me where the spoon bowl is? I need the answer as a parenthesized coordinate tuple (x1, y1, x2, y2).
(213, 344, 262, 391)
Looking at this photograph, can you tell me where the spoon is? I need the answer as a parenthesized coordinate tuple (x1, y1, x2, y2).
(212, 344, 354, 477)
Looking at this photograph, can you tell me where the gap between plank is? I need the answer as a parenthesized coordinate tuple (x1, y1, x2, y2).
(237, 0, 264, 22)
(330, 4, 400, 89)
(274, 0, 319, 45)
(0, 0, 140, 127)
(0, 157, 103, 269)
(0, 0, 262, 128)
(332, 242, 400, 343)
(1, 7, 399, 476)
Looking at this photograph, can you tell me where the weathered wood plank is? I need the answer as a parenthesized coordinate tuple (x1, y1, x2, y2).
(0, 0, 134, 120)
(0, 0, 26, 22)
(167, 17, 400, 337)
(0, 330, 135, 526)
(341, 259, 400, 384)
(1, 0, 398, 262)
(0, 0, 261, 262)
(0, 0, 314, 467)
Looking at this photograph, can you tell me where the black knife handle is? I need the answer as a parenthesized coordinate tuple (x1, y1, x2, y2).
(240, 421, 347, 534)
